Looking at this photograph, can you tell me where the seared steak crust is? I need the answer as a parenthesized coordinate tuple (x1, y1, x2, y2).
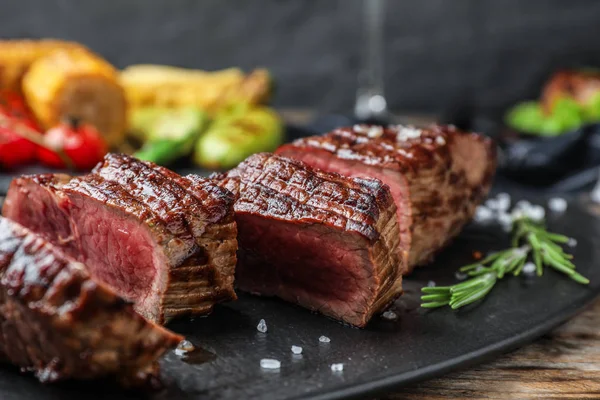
(218, 153, 403, 327)
(3, 154, 238, 324)
(0, 217, 182, 385)
(277, 124, 496, 271)
(141, 163, 238, 304)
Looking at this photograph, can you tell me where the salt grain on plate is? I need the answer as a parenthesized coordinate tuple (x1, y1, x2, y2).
(515, 200, 532, 211)
(331, 363, 344, 372)
(260, 359, 281, 369)
(455, 271, 468, 281)
(319, 335, 331, 343)
(427, 280, 436, 287)
(174, 340, 195, 356)
(382, 310, 397, 320)
(474, 206, 493, 223)
(495, 193, 511, 211)
(291, 345, 303, 355)
(435, 136, 446, 145)
(485, 198, 500, 210)
(522, 262, 536, 275)
(568, 238, 578, 247)
(548, 197, 567, 213)
(257, 319, 267, 333)
(497, 212, 513, 228)
(527, 205, 545, 222)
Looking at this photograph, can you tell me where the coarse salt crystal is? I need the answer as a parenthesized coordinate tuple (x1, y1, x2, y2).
(331, 363, 344, 372)
(485, 198, 500, 209)
(474, 206, 494, 223)
(495, 193, 511, 210)
(427, 280, 436, 287)
(174, 340, 195, 356)
(257, 319, 267, 333)
(548, 197, 567, 213)
(395, 126, 422, 142)
(435, 136, 446, 145)
(455, 271, 468, 281)
(568, 238, 578, 247)
(367, 126, 384, 138)
(522, 262, 536, 275)
(527, 205, 545, 222)
(382, 310, 398, 320)
(319, 335, 331, 343)
(353, 124, 370, 134)
(291, 345, 303, 355)
(497, 211, 513, 227)
(515, 200, 532, 211)
(260, 359, 281, 369)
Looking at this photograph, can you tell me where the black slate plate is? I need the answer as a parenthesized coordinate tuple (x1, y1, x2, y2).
(2, 194, 600, 400)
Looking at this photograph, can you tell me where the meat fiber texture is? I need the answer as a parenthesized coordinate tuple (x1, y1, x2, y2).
(3, 154, 238, 324)
(277, 124, 496, 272)
(0, 217, 182, 385)
(216, 153, 403, 327)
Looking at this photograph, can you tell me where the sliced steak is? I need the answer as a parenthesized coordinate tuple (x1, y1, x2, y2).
(3, 155, 237, 324)
(217, 153, 403, 327)
(277, 124, 496, 272)
(0, 217, 182, 385)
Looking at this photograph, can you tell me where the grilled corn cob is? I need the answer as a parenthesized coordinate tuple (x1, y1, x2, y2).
(0, 39, 85, 91)
(22, 47, 127, 147)
(120, 65, 272, 114)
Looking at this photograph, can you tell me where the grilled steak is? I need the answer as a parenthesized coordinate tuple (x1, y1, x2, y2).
(217, 153, 403, 327)
(3, 154, 238, 324)
(277, 124, 496, 272)
(0, 217, 182, 384)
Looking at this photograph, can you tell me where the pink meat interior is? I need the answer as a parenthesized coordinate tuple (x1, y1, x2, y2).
(235, 213, 378, 327)
(3, 181, 165, 322)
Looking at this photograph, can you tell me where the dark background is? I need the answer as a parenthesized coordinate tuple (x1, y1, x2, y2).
(3, 0, 600, 115)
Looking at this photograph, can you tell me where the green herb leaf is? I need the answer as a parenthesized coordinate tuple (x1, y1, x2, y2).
(421, 216, 589, 310)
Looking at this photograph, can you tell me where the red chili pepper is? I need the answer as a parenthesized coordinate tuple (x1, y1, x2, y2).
(37, 118, 108, 170)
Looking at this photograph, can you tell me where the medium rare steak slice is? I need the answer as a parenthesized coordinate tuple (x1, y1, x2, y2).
(0, 217, 182, 384)
(3, 156, 237, 324)
(217, 153, 403, 327)
(277, 124, 496, 272)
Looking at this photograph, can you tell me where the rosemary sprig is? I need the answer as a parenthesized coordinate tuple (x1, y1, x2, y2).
(421, 216, 589, 310)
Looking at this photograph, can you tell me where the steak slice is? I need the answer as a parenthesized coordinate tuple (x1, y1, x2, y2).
(0, 217, 182, 385)
(3, 156, 237, 324)
(217, 153, 403, 327)
(277, 124, 496, 272)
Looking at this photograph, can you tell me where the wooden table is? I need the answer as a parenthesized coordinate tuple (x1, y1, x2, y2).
(281, 110, 600, 399)
(391, 299, 600, 399)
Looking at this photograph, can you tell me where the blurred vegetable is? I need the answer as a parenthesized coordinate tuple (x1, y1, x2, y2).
(0, 90, 41, 131)
(37, 118, 107, 170)
(22, 47, 127, 147)
(0, 95, 41, 169)
(505, 101, 546, 134)
(505, 98, 589, 136)
(0, 125, 37, 169)
(133, 107, 208, 165)
(0, 39, 84, 91)
(194, 105, 283, 169)
(583, 92, 600, 121)
(120, 65, 272, 115)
